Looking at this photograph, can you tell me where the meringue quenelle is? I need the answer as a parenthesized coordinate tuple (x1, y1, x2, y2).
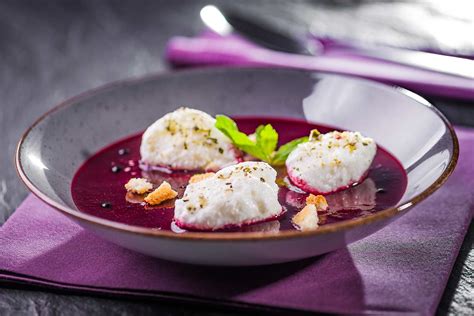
(140, 107, 240, 171)
(286, 130, 377, 195)
(174, 161, 283, 231)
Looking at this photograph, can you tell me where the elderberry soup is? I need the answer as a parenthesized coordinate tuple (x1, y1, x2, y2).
(71, 107, 407, 232)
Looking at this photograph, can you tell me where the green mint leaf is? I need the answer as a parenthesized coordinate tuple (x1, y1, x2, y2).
(271, 136, 308, 166)
(215, 115, 239, 138)
(215, 115, 306, 165)
(255, 124, 278, 161)
(237, 143, 267, 162)
(215, 115, 267, 161)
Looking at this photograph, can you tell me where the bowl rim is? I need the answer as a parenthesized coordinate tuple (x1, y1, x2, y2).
(15, 67, 459, 241)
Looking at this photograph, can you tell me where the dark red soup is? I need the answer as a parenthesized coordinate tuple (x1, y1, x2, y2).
(71, 117, 407, 232)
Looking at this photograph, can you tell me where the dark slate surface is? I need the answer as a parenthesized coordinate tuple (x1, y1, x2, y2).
(0, 1, 472, 315)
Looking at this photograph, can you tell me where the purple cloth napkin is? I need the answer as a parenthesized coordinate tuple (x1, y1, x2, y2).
(1, 127, 473, 315)
(165, 32, 474, 100)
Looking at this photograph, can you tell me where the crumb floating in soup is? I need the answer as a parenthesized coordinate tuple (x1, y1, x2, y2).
(144, 181, 178, 206)
(124, 177, 153, 194)
(292, 194, 329, 231)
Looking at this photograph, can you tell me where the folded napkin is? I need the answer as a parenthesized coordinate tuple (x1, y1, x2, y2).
(1, 127, 473, 315)
(166, 32, 474, 100)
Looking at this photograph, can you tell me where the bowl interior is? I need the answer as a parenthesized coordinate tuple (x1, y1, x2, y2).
(18, 68, 456, 231)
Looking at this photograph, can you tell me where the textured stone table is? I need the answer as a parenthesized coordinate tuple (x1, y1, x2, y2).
(0, 1, 472, 314)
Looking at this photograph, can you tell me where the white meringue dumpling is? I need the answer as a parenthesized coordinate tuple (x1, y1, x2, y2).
(140, 107, 240, 171)
(174, 162, 283, 230)
(286, 130, 376, 194)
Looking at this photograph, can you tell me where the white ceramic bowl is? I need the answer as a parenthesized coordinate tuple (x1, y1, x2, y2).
(16, 68, 458, 266)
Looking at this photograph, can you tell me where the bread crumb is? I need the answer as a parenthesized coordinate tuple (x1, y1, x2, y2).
(305, 194, 328, 211)
(189, 172, 215, 184)
(144, 181, 178, 205)
(293, 195, 329, 231)
(292, 204, 318, 231)
(125, 178, 153, 194)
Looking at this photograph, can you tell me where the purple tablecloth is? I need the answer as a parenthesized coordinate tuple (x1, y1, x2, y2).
(165, 32, 474, 100)
(0, 127, 473, 315)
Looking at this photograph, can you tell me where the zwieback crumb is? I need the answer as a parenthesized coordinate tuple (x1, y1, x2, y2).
(124, 178, 153, 194)
(292, 194, 328, 231)
(306, 194, 329, 211)
(144, 181, 178, 205)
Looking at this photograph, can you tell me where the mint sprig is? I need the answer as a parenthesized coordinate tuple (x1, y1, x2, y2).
(215, 115, 307, 165)
(271, 136, 308, 166)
